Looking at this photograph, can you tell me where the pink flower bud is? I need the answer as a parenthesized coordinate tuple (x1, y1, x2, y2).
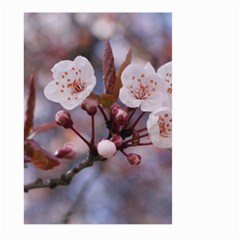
(115, 109, 128, 126)
(127, 153, 141, 165)
(97, 139, 116, 158)
(111, 135, 123, 148)
(55, 110, 73, 129)
(54, 142, 77, 159)
(81, 97, 99, 116)
(110, 103, 121, 115)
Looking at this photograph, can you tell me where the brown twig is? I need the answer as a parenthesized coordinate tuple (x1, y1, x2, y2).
(24, 150, 103, 192)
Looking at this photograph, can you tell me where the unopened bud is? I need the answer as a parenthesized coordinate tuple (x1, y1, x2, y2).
(81, 98, 99, 116)
(115, 109, 128, 126)
(55, 142, 77, 159)
(55, 110, 73, 129)
(97, 139, 116, 158)
(127, 153, 141, 165)
(111, 135, 123, 148)
(110, 103, 121, 115)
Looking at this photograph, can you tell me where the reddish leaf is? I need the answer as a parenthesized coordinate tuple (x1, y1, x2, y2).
(24, 139, 60, 170)
(24, 72, 36, 140)
(103, 40, 116, 95)
(113, 48, 133, 100)
(99, 94, 115, 108)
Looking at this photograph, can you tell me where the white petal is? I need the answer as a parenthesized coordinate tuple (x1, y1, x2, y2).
(140, 93, 168, 112)
(144, 62, 156, 74)
(119, 87, 142, 108)
(151, 106, 172, 116)
(60, 98, 83, 110)
(44, 81, 63, 102)
(157, 61, 172, 82)
(142, 73, 166, 92)
(147, 114, 161, 146)
(157, 62, 172, 91)
(74, 56, 95, 84)
(51, 60, 73, 80)
(121, 64, 147, 87)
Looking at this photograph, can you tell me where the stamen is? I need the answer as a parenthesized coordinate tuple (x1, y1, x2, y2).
(67, 78, 85, 95)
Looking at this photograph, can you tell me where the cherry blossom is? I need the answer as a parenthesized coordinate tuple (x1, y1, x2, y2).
(146, 107, 172, 148)
(97, 139, 116, 158)
(44, 56, 96, 110)
(119, 63, 170, 112)
(157, 61, 172, 103)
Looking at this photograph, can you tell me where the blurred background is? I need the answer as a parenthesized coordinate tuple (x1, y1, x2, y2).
(24, 13, 172, 224)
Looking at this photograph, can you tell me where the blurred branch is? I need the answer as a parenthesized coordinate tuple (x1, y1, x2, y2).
(61, 170, 101, 224)
(24, 150, 104, 192)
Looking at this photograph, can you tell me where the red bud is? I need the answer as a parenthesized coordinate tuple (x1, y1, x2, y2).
(81, 98, 99, 116)
(54, 142, 77, 159)
(127, 153, 141, 165)
(55, 110, 73, 129)
(111, 135, 123, 148)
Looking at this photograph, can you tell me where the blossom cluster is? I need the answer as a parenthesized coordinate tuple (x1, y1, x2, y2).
(44, 54, 172, 164)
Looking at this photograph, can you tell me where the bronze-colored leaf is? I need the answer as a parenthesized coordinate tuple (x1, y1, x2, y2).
(99, 94, 115, 108)
(103, 40, 116, 95)
(24, 139, 60, 170)
(24, 72, 36, 140)
(113, 48, 133, 100)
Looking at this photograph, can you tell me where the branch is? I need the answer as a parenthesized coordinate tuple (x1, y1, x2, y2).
(24, 150, 103, 192)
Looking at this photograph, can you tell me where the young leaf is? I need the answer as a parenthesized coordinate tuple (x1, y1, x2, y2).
(113, 48, 133, 100)
(99, 94, 115, 108)
(24, 139, 60, 170)
(24, 72, 36, 140)
(103, 40, 116, 95)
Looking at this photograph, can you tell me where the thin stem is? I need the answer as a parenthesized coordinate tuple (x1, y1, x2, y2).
(130, 112, 145, 130)
(136, 127, 147, 133)
(127, 108, 138, 123)
(98, 105, 108, 122)
(91, 115, 95, 145)
(70, 126, 91, 148)
(123, 133, 149, 145)
(126, 142, 153, 147)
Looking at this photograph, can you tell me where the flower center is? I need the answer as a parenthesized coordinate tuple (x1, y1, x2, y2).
(133, 83, 149, 99)
(158, 116, 172, 138)
(68, 79, 85, 95)
(130, 77, 157, 100)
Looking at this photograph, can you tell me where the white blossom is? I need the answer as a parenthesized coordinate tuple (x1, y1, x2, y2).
(147, 107, 172, 148)
(119, 63, 170, 112)
(44, 56, 96, 110)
